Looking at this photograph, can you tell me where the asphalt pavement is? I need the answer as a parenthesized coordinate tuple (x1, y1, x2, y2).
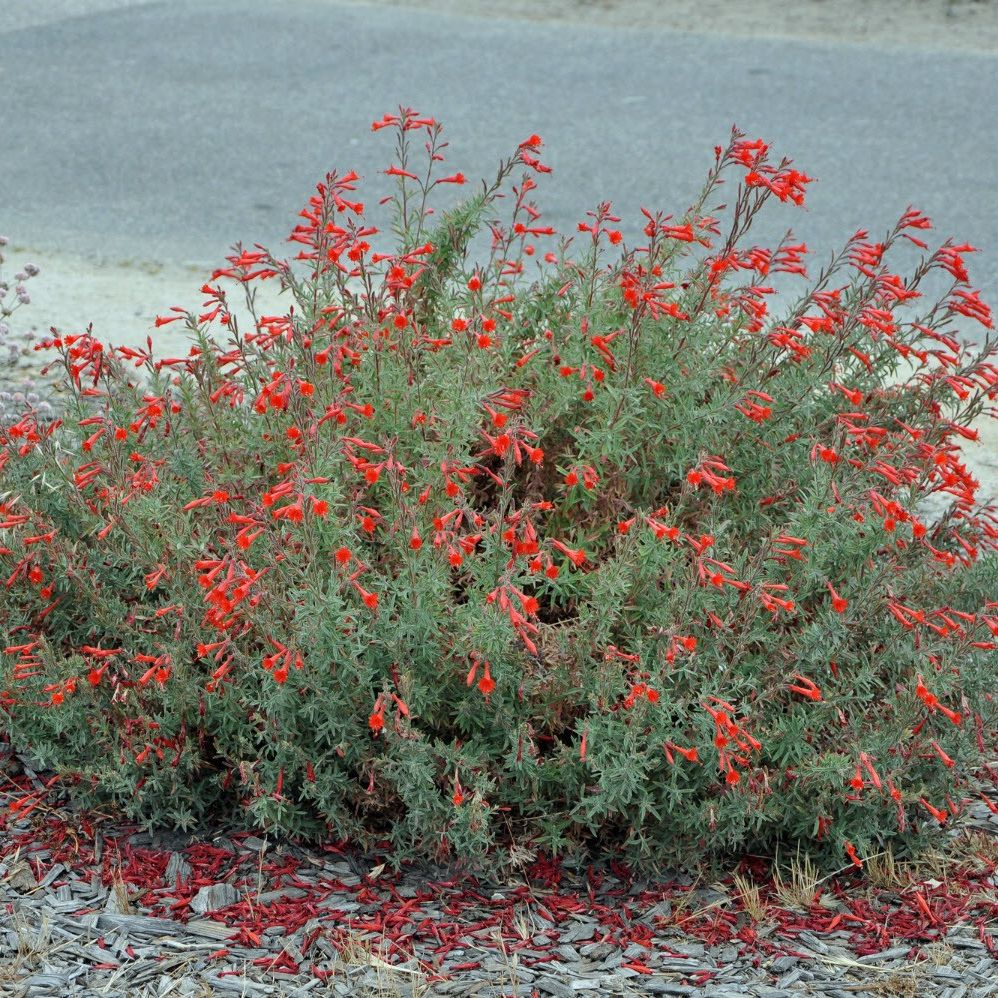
(1, 0, 996, 346)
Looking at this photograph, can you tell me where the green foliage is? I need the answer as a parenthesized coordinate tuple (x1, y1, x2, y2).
(1, 109, 996, 876)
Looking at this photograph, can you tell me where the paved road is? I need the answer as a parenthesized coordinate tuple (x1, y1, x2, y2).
(2, 0, 996, 344)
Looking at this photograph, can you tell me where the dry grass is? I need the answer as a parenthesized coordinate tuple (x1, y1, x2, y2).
(480, 924, 529, 996)
(858, 969, 926, 997)
(324, 903, 533, 998)
(111, 869, 136, 914)
(860, 821, 998, 898)
(731, 872, 766, 922)
(0, 907, 78, 986)
(920, 941, 957, 966)
(939, 827, 998, 872)
(864, 845, 915, 892)
(0, 847, 56, 985)
(337, 929, 432, 998)
(493, 840, 539, 883)
(771, 849, 821, 911)
(239, 834, 271, 927)
(0, 908, 49, 983)
(815, 952, 935, 996)
(656, 878, 704, 929)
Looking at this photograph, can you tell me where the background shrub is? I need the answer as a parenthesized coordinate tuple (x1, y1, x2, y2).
(1, 109, 996, 876)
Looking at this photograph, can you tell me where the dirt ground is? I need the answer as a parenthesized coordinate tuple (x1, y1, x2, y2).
(340, 0, 998, 52)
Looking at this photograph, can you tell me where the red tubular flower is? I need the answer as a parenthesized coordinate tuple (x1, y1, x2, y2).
(859, 752, 882, 790)
(666, 742, 698, 763)
(938, 705, 962, 726)
(385, 165, 419, 181)
(787, 674, 822, 702)
(369, 695, 386, 735)
(477, 662, 496, 699)
(826, 582, 848, 613)
(919, 797, 948, 824)
(930, 741, 955, 768)
(915, 675, 938, 708)
(551, 540, 586, 568)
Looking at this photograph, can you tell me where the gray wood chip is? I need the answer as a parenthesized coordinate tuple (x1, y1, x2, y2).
(189, 881, 240, 915)
(165, 852, 192, 890)
(5, 859, 38, 892)
(857, 945, 910, 963)
(253, 886, 308, 903)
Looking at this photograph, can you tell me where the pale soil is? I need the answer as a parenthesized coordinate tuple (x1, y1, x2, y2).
(11, 0, 993, 49)
(338, 0, 998, 53)
(3, 245, 287, 356)
(963, 416, 998, 505)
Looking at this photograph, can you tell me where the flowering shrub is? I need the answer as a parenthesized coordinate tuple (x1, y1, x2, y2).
(1, 108, 996, 875)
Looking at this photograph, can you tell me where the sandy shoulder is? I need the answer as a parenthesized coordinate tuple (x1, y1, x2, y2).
(335, 0, 998, 53)
(3, 245, 288, 360)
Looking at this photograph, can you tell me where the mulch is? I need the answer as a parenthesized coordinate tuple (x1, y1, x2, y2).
(1, 742, 997, 996)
